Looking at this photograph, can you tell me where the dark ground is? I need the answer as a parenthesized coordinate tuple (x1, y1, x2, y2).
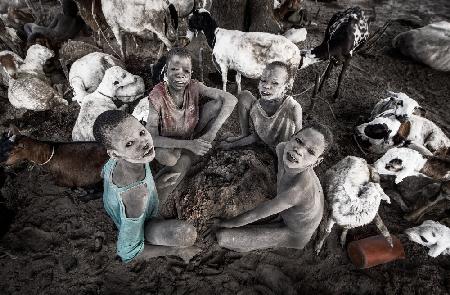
(0, 0, 450, 294)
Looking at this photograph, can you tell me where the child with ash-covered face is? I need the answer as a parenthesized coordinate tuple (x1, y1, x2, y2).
(146, 47, 237, 202)
(212, 124, 332, 252)
(93, 110, 199, 263)
(220, 61, 302, 151)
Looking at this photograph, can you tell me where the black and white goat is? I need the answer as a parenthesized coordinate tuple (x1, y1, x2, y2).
(301, 7, 369, 100)
(187, 8, 302, 92)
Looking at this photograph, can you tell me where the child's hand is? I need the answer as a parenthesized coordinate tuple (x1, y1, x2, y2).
(186, 139, 212, 155)
(158, 172, 181, 188)
(199, 132, 216, 143)
(203, 218, 224, 242)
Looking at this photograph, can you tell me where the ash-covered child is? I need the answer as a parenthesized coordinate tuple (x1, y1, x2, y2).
(146, 47, 237, 203)
(93, 110, 199, 263)
(220, 61, 303, 151)
(213, 124, 333, 252)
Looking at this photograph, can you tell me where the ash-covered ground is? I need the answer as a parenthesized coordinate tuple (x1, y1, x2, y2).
(0, 0, 449, 294)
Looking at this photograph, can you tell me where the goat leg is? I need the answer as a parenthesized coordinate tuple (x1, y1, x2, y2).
(404, 193, 447, 223)
(315, 218, 335, 254)
(374, 213, 393, 247)
(333, 58, 350, 102)
(318, 61, 333, 93)
(340, 227, 349, 248)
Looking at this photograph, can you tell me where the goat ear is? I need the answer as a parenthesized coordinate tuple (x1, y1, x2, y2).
(387, 90, 397, 97)
(101, 56, 116, 69)
(413, 106, 426, 117)
(168, 3, 178, 30)
(8, 124, 21, 137)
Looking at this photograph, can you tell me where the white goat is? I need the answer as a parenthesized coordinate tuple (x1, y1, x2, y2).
(356, 114, 450, 155)
(370, 91, 425, 121)
(101, 0, 177, 57)
(375, 147, 450, 222)
(405, 220, 450, 257)
(69, 52, 144, 105)
(72, 66, 140, 141)
(393, 21, 450, 72)
(131, 97, 149, 125)
(187, 8, 301, 92)
(0, 44, 67, 111)
(315, 156, 392, 253)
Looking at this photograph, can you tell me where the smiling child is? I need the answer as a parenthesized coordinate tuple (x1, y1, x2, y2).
(220, 61, 303, 150)
(213, 124, 333, 252)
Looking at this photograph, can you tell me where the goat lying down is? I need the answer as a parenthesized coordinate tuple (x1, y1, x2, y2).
(375, 147, 450, 222)
(406, 220, 450, 257)
(356, 114, 450, 155)
(0, 45, 67, 111)
(374, 147, 450, 184)
(72, 66, 142, 141)
(370, 91, 426, 121)
(187, 8, 302, 92)
(69, 52, 144, 105)
(315, 156, 392, 254)
(0, 126, 107, 187)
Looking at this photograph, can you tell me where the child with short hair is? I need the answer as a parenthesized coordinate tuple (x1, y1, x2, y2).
(146, 47, 238, 203)
(213, 124, 333, 252)
(220, 61, 303, 151)
(94, 110, 199, 262)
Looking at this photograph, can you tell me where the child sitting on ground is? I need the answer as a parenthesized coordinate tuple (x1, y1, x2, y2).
(93, 110, 199, 263)
(220, 61, 303, 151)
(146, 47, 237, 206)
(213, 124, 333, 252)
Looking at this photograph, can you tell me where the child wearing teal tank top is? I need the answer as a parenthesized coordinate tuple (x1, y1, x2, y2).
(94, 110, 200, 263)
(102, 158, 159, 262)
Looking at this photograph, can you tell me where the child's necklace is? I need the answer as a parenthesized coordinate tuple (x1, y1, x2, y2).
(165, 83, 184, 109)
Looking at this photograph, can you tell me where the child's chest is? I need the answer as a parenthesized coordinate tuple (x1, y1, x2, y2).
(120, 184, 150, 218)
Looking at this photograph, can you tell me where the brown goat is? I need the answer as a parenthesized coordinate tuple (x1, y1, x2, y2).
(1, 126, 108, 188)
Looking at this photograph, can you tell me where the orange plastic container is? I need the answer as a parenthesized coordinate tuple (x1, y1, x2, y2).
(347, 235, 405, 269)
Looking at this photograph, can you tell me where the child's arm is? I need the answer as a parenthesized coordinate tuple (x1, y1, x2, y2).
(197, 83, 238, 142)
(219, 133, 259, 149)
(218, 192, 295, 228)
(293, 103, 303, 132)
(146, 102, 212, 155)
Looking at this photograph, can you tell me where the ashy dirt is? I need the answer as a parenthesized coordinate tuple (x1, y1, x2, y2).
(1, 0, 450, 294)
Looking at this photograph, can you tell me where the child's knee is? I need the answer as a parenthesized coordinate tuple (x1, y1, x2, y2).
(237, 90, 255, 109)
(216, 229, 229, 247)
(172, 221, 197, 246)
(155, 148, 181, 167)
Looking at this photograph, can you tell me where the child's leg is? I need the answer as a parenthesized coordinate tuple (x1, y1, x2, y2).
(195, 99, 222, 138)
(140, 219, 200, 262)
(216, 224, 311, 252)
(225, 90, 256, 142)
(154, 153, 192, 205)
(154, 147, 182, 167)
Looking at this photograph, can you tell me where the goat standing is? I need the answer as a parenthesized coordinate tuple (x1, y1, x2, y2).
(301, 7, 369, 101)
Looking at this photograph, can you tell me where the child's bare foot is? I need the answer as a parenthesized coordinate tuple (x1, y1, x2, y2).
(177, 246, 201, 263)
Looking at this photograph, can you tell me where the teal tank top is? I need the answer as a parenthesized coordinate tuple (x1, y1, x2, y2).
(101, 158, 159, 262)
